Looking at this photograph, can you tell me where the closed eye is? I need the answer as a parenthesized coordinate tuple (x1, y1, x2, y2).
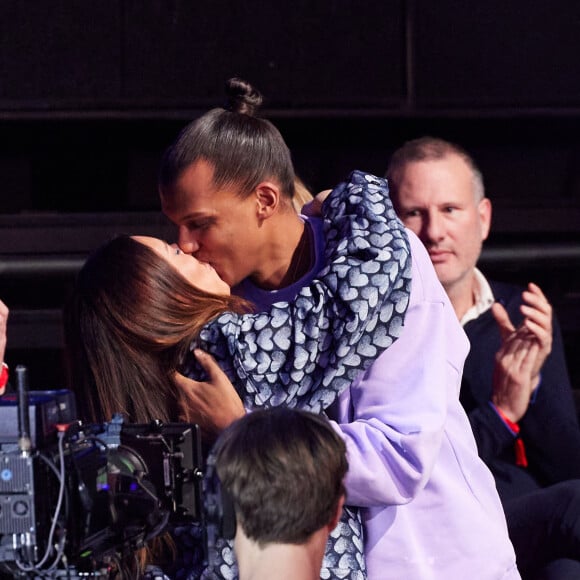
(165, 242, 183, 256)
(186, 218, 214, 231)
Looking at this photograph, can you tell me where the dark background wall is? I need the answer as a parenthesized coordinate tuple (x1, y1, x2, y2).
(0, 0, 579, 389)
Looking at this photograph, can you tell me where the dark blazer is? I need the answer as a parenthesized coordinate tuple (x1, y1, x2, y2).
(462, 280, 580, 502)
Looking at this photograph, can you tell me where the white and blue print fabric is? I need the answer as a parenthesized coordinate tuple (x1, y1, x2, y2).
(184, 171, 412, 579)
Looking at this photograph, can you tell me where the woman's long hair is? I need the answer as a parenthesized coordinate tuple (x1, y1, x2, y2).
(64, 235, 248, 424)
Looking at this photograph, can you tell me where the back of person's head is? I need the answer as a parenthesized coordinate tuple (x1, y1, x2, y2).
(159, 78, 296, 201)
(386, 136, 485, 202)
(64, 235, 246, 423)
(213, 407, 347, 547)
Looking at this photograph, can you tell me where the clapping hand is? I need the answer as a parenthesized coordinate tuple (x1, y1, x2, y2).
(490, 283, 553, 423)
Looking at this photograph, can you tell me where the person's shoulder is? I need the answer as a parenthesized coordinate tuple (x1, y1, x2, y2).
(302, 214, 323, 236)
(400, 229, 469, 361)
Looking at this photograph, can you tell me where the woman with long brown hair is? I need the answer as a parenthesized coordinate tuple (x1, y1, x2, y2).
(64, 233, 250, 425)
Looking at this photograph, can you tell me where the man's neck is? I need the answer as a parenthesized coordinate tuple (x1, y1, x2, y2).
(250, 214, 312, 291)
(235, 530, 326, 580)
(445, 270, 478, 321)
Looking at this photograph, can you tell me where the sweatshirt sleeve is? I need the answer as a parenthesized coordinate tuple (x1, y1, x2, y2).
(328, 231, 470, 506)
(196, 170, 413, 412)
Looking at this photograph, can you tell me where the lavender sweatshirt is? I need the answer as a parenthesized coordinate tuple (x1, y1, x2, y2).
(240, 224, 520, 580)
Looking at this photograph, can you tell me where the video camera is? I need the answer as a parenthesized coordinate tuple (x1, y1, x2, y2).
(0, 366, 205, 578)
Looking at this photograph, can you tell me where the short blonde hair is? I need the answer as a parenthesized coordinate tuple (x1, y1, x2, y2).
(386, 136, 485, 202)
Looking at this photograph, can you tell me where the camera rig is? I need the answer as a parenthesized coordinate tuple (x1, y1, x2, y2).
(0, 366, 204, 578)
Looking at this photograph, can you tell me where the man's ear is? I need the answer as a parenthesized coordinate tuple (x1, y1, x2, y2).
(255, 182, 281, 220)
(328, 493, 346, 531)
(479, 197, 492, 242)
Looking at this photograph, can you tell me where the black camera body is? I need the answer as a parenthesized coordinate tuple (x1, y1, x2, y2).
(0, 388, 203, 578)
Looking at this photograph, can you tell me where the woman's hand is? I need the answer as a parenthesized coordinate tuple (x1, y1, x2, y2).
(174, 349, 245, 439)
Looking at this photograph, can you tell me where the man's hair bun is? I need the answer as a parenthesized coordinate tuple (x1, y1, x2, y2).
(224, 77, 263, 116)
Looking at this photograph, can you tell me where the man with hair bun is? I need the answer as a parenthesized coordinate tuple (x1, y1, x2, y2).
(160, 79, 520, 579)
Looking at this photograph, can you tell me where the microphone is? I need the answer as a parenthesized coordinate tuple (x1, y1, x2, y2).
(16, 364, 31, 453)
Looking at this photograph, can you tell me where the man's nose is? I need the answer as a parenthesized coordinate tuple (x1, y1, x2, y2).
(424, 213, 445, 244)
(177, 227, 200, 254)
